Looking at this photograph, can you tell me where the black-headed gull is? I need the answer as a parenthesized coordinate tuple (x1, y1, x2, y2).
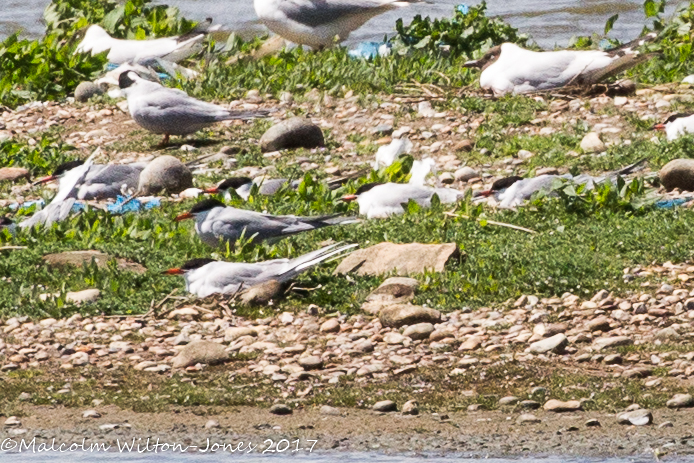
(119, 71, 271, 145)
(75, 20, 220, 64)
(175, 198, 358, 247)
(342, 182, 464, 219)
(254, 0, 418, 49)
(653, 113, 694, 141)
(464, 34, 657, 96)
(162, 242, 357, 297)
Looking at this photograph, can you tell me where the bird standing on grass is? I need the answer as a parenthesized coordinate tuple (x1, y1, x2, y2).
(463, 33, 657, 96)
(118, 71, 271, 145)
(175, 198, 359, 247)
(162, 243, 357, 297)
(254, 0, 419, 49)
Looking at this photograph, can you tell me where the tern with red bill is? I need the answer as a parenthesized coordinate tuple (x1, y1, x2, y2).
(119, 71, 272, 145)
(162, 243, 357, 298)
(652, 113, 694, 141)
(463, 34, 657, 96)
(342, 182, 464, 219)
(175, 198, 358, 247)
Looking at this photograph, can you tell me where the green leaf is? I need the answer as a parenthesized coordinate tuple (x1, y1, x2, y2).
(102, 5, 126, 33)
(604, 14, 619, 35)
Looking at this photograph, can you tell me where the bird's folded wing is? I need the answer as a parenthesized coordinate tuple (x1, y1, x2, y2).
(279, 0, 396, 27)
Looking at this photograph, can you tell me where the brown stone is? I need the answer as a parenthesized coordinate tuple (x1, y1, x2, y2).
(0, 167, 29, 182)
(379, 304, 441, 328)
(334, 242, 461, 276)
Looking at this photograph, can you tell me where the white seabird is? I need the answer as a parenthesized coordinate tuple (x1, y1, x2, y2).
(342, 182, 464, 219)
(35, 160, 145, 200)
(162, 243, 357, 298)
(254, 0, 419, 49)
(653, 113, 694, 141)
(75, 19, 220, 64)
(175, 198, 358, 247)
(119, 71, 271, 145)
(463, 34, 657, 96)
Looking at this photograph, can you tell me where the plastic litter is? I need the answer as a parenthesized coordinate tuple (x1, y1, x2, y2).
(348, 42, 391, 59)
(106, 195, 161, 214)
(655, 198, 692, 209)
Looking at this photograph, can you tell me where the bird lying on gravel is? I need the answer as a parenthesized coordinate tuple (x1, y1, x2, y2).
(652, 113, 694, 141)
(118, 71, 271, 145)
(475, 158, 648, 208)
(75, 20, 220, 64)
(162, 243, 357, 297)
(254, 0, 419, 49)
(175, 198, 359, 247)
(204, 177, 301, 201)
(342, 182, 464, 219)
(35, 160, 145, 200)
(463, 33, 657, 96)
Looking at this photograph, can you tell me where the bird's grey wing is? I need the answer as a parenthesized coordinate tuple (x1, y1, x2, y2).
(279, 0, 393, 27)
(140, 88, 231, 123)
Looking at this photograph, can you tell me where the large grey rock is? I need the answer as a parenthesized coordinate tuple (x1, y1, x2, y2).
(138, 155, 193, 195)
(335, 242, 460, 276)
(259, 117, 324, 152)
(527, 334, 567, 354)
(403, 323, 435, 340)
(298, 355, 323, 370)
(361, 277, 419, 315)
(74, 81, 103, 103)
(379, 304, 441, 328)
(171, 341, 229, 368)
(660, 159, 694, 192)
(617, 409, 652, 426)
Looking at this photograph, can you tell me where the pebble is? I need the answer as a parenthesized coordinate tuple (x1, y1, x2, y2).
(527, 333, 567, 354)
(580, 132, 606, 153)
(543, 400, 582, 412)
(666, 393, 694, 409)
(138, 156, 193, 195)
(298, 355, 324, 370)
(516, 414, 540, 425)
(320, 405, 340, 416)
(585, 419, 601, 427)
(617, 409, 652, 426)
(260, 117, 324, 152)
(4, 416, 21, 427)
(204, 419, 221, 429)
(403, 323, 435, 340)
(402, 400, 419, 415)
(320, 319, 340, 333)
(74, 82, 103, 103)
(83, 410, 101, 419)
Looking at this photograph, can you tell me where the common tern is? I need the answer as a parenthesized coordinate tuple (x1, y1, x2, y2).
(475, 158, 648, 208)
(205, 177, 300, 201)
(463, 34, 657, 96)
(254, 0, 419, 49)
(162, 242, 357, 297)
(75, 19, 220, 64)
(119, 71, 271, 145)
(35, 160, 145, 200)
(175, 198, 358, 247)
(653, 113, 694, 141)
(342, 182, 464, 219)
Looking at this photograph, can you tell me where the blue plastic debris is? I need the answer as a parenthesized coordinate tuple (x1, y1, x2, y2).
(456, 4, 469, 15)
(598, 39, 615, 51)
(655, 198, 692, 209)
(106, 195, 161, 214)
(105, 63, 170, 81)
(9, 199, 45, 212)
(348, 42, 391, 59)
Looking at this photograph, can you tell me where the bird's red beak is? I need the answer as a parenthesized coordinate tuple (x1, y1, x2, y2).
(652, 123, 666, 131)
(203, 187, 220, 194)
(473, 189, 493, 198)
(341, 194, 358, 203)
(34, 175, 56, 185)
(161, 268, 184, 275)
(175, 212, 194, 222)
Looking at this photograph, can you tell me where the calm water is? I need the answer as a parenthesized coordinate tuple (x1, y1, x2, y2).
(0, 0, 676, 48)
(3, 454, 693, 463)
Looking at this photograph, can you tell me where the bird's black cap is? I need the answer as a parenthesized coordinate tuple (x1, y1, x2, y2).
(189, 198, 226, 214)
(217, 177, 253, 191)
(118, 71, 138, 89)
(53, 160, 85, 177)
(490, 176, 523, 192)
(180, 258, 216, 271)
(354, 182, 383, 195)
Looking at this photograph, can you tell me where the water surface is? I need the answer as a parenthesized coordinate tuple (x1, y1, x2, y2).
(0, 0, 674, 48)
